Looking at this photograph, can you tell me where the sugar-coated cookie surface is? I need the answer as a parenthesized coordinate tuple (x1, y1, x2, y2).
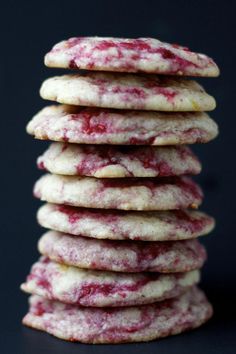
(37, 203, 215, 241)
(45, 37, 219, 77)
(21, 256, 199, 307)
(22, 287, 213, 343)
(40, 73, 216, 111)
(38, 231, 207, 273)
(34, 174, 203, 210)
(37, 143, 201, 178)
(27, 105, 218, 145)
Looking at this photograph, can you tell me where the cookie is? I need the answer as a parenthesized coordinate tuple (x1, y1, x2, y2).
(21, 256, 199, 307)
(37, 143, 201, 178)
(26, 105, 218, 145)
(40, 73, 216, 111)
(37, 203, 215, 241)
(44, 37, 219, 77)
(34, 175, 203, 211)
(38, 230, 207, 273)
(22, 286, 212, 343)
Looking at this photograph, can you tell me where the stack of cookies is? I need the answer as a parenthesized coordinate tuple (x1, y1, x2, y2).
(21, 37, 219, 344)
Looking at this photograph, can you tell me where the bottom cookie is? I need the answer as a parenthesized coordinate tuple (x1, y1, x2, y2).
(22, 286, 212, 344)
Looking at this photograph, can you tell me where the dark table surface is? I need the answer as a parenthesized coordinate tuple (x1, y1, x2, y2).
(1, 0, 236, 353)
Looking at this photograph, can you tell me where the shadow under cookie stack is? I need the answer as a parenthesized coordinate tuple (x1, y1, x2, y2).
(21, 37, 219, 344)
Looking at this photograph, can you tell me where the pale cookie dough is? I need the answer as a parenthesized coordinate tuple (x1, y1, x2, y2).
(37, 143, 201, 177)
(22, 287, 213, 343)
(38, 230, 207, 273)
(34, 174, 203, 210)
(40, 73, 216, 111)
(26, 105, 218, 145)
(21, 256, 200, 307)
(44, 37, 219, 77)
(37, 203, 215, 241)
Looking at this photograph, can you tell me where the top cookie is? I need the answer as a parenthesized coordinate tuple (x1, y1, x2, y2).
(40, 73, 216, 111)
(45, 37, 219, 77)
(22, 287, 213, 343)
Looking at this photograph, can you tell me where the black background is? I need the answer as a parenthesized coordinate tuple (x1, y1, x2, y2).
(0, 0, 236, 353)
